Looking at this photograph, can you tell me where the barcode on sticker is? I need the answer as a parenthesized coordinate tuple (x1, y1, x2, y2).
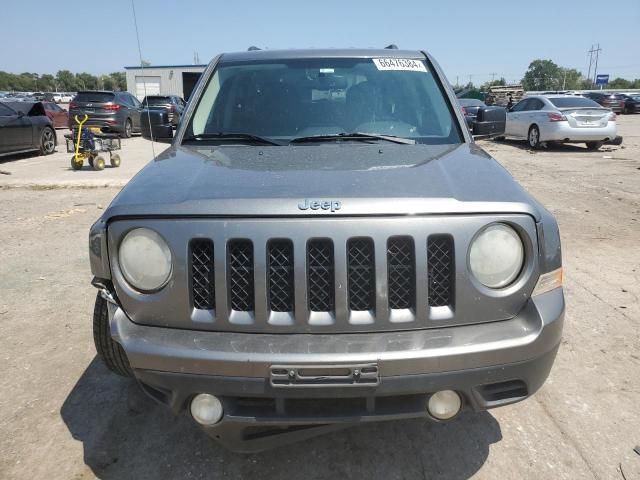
(373, 58, 427, 72)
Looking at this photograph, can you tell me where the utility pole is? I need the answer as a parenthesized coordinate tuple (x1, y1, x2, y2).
(587, 44, 595, 86)
(490, 72, 497, 82)
(592, 43, 602, 87)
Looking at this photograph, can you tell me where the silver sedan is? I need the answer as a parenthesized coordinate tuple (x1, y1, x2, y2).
(504, 95, 617, 150)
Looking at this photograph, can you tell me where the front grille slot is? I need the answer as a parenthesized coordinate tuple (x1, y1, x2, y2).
(427, 235, 454, 307)
(387, 237, 415, 310)
(307, 239, 334, 312)
(268, 240, 294, 312)
(190, 239, 215, 310)
(228, 240, 254, 311)
(348, 238, 375, 311)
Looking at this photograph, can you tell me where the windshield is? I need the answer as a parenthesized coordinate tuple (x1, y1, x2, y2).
(459, 98, 485, 107)
(548, 97, 602, 108)
(74, 92, 114, 103)
(144, 96, 171, 105)
(186, 57, 462, 145)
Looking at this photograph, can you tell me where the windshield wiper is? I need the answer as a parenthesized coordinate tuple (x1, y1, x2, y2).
(289, 132, 416, 145)
(183, 132, 282, 146)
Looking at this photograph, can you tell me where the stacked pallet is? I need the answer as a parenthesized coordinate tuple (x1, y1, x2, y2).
(485, 85, 525, 107)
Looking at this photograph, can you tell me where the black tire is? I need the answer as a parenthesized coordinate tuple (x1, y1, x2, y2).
(93, 293, 133, 377)
(586, 141, 604, 151)
(70, 156, 83, 170)
(93, 155, 106, 170)
(110, 153, 121, 168)
(123, 118, 133, 138)
(39, 127, 56, 155)
(527, 125, 541, 149)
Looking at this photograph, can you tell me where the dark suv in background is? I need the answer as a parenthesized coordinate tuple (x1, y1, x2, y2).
(142, 95, 186, 126)
(582, 92, 625, 113)
(68, 91, 142, 137)
(619, 93, 640, 114)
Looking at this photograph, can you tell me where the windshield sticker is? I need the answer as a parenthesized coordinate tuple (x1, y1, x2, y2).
(373, 58, 427, 72)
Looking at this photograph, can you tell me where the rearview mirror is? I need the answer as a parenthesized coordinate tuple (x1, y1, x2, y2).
(472, 106, 506, 138)
(141, 110, 173, 143)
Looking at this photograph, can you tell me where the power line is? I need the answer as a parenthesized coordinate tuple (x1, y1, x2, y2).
(130, 0, 155, 157)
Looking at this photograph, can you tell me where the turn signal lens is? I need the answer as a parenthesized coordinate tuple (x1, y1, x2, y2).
(532, 268, 563, 296)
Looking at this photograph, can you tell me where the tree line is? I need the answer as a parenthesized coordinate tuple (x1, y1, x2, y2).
(453, 59, 639, 93)
(0, 70, 126, 92)
(520, 59, 640, 91)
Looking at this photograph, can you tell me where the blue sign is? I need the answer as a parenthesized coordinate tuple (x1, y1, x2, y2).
(596, 74, 609, 85)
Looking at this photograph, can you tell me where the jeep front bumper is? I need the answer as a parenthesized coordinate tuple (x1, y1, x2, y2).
(108, 287, 564, 451)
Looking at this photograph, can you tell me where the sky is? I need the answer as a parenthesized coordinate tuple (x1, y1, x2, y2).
(3, 0, 640, 84)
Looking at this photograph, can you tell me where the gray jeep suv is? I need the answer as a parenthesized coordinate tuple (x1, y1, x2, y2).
(89, 48, 564, 452)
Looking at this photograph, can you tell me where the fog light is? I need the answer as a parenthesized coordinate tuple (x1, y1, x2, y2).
(427, 390, 461, 420)
(190, 394, 223, 425)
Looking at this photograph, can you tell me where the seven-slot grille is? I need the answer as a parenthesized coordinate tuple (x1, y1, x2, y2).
(191, 236, 455, 317)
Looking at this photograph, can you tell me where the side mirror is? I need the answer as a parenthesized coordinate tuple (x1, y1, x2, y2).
(141, 110, 173, 144)
(472, 106, 506, 138)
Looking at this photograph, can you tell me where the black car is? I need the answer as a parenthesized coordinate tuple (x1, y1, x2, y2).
(458, 98, 486, 128)
(620, 93, 640, 114)
(582, 92, 625, 113)
(68, 91, 143, 138)
(0, 101, 56, 157)
(142, 95, 186, 126)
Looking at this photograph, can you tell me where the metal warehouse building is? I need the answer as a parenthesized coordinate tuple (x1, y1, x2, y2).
(124, 64, 206, 100)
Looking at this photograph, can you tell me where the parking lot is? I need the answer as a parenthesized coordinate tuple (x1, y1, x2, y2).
(1, 116, 639, 479)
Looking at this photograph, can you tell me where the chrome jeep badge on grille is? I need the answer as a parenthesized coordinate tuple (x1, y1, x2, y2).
(298, 199, 342, 212)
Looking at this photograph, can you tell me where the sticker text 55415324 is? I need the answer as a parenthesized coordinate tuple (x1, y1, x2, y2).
(372, 58, 428, 72)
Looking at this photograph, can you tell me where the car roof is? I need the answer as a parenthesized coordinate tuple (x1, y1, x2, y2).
(219, 48, 426, 63)
(458, 98, 484, 105)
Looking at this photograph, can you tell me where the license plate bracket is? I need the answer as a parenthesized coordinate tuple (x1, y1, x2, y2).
(270, 364, 379, 388)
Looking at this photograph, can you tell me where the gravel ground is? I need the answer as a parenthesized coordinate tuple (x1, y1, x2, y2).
(0, 116, 639, 479)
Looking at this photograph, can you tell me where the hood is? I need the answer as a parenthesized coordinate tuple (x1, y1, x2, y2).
(104, 142, 541, 219)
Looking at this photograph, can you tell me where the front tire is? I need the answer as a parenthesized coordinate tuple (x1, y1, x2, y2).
(93, 293, 133, 377)
(586, 141, 604, 151)
(70, 156, 83, 170)
(527, 125, 541, 149)
(39, 127, 56, 155)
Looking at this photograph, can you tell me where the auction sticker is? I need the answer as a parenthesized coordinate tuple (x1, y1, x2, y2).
(373, 58, 427, 72)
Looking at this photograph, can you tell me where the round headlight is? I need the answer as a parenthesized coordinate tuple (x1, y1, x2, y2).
(119, 228, 172, 292)
(469, 224, 524, 289)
